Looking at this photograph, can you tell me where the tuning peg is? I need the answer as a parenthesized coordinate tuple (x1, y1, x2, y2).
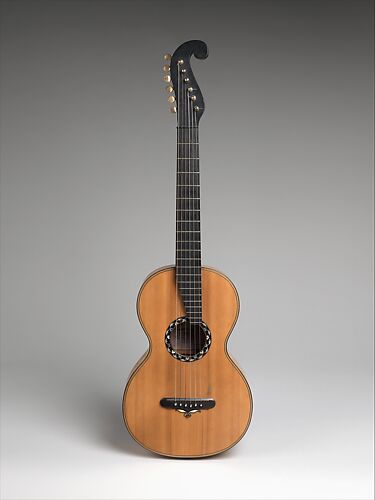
(168, 95, 175, 103)
(163, 65, 170, 72)
(164, 53, 172, 61)
(165, 85, 174, 93)
(163, 75, 171, 83)
(170, 106, 177, 113)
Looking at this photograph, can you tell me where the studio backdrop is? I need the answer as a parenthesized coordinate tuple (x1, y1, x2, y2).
(0, 0, 373, 499)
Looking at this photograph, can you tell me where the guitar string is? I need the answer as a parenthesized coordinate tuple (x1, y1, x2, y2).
(186, 84, 192, 403)
(194, 104, 200, 407)
(193, 103, 199, 405)
(181, 63, 186, 403)
(182, 68, 187, 403)
(175, 58, 179, 406)
(184, 80, 193, 404)
(195, 106, 203, 437)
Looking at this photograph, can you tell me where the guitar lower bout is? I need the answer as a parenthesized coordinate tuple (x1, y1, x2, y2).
(123, 266, 253, 458)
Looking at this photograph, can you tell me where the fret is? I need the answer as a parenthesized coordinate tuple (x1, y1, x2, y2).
(176, 250, 201, 253)
(178, 282, 202, 285)
(176, 237, 201, 244)
(176, 233, 200, 238)
(176, 259, 201, 262)
(177, 265, 201, 274)
(177, 226, 200, 231)
(176, 267, 201, 270)
(178, 288, 202, 291)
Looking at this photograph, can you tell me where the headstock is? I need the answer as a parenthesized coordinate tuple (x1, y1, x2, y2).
(162, 40, 208, 125)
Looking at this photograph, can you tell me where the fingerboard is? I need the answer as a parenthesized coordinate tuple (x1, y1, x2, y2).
(176, 125, 202, 323)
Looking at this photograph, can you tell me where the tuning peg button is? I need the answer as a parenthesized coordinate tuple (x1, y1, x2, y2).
(163, 75, 171, 83)
(165, 85, 174, 93)
(168, 96, 175, 103)
(163, 65, 170, 72)
(170, 106, 177, 113)
(164, 53, 172, 61)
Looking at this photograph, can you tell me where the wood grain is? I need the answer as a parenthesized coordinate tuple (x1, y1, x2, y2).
(123, 266, 253, 457)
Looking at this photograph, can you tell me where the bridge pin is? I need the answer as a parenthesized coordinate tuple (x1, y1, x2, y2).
(200, 404, 203, 407)
(180, 403, 182, 406)
(174, 402, 177, 406)
(190, 404, 192, 408)
(195, 403, 198, 407)
(185, 404, 188, 407)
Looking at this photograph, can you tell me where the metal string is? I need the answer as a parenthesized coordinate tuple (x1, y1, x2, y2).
(193, 105, 200, 407)
(186, 89, 194, 404)
(174, 60, 179, 405)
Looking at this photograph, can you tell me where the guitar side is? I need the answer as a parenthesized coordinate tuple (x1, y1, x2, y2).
(123, 266, 253, 458)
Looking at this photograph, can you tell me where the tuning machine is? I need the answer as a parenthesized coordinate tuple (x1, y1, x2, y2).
(163, 52, 177, 115)
(162, 53, 172, 83)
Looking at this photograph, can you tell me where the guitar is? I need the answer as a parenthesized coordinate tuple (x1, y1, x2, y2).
(123, 40, 253, 458)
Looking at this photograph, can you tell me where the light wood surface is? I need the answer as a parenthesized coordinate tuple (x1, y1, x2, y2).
(123, 266, 252, 457)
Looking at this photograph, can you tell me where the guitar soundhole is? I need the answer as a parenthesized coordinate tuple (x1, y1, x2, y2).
(165, 317, 211, 362)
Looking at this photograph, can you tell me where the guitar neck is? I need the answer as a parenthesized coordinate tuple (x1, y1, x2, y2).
(175, 123, 202, 323)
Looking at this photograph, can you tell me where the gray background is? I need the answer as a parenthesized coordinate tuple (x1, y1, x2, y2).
(0, 0, 373, 498)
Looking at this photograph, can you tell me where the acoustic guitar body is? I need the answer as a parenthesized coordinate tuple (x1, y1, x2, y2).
(123, 266, 252, 458)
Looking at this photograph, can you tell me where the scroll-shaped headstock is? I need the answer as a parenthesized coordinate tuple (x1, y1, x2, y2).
(163, 40, 208, 125)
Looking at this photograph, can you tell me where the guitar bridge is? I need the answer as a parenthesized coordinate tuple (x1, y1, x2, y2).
(160, 398, 215, 417)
